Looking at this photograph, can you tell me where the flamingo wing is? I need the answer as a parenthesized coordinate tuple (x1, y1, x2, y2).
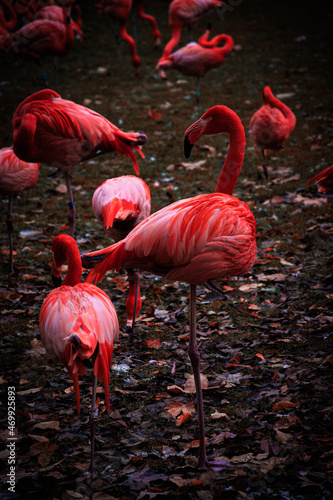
(85, 193, 256, 286)
(39, 283, 119, 412)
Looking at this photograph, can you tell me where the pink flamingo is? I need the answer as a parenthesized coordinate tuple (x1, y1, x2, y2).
(156, 25, 233, 112)
(161, 0, 223, 61)
(92, 175, 151, 334)
(40, 234, 119, 479)
(36, 3, 83, 38)
(82, 105, 257, 469)
(7, 2, 79, 86)
(0, 0, 16, 50)
(306, 165, 333, 194)
(12, 88, 147, 238)
(249, 86, 296, 181)
(134, 0, 161, 47)
(0, 146, 40, 273)
(96, 0, 140, 74)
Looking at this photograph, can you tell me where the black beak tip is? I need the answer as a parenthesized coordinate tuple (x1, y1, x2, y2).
(184, 135, 193, 159)
(52, 275, 62, 287)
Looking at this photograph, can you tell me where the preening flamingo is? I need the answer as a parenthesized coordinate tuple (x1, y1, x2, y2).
(39, 234, 119, 479)
(249, 86, 296, 181)
(7, 2, 79, 87)
(161, 0, 223, 61)
(306, 164, 333, 194)
(96, 0, 140, 75)
(134, 0, 161, 47)
(156, 25, 233, 113)
(92, 175, 151, 333)
(0, 0, 16, 50)
(82, 105, 257, 469)
(12, 88, 147, 238)
(0, 146, 40, 273)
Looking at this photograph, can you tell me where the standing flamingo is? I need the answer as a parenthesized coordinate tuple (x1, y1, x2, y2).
(96, 0, 140, 75)
(39, 234, 119, 479)
(81, 105, 257, 469)
(306, 165, 333, 194)
(7, 1, 80, 86)
(156, 26, 233, 113)
(0, 146, 40, 273)
(92, 175, 151, 333)
(12, 88, 147, 238)
(0, 0, 16, 50)
(249, 86, 296, 181)
(134, 0, 161, 47)
(161, 0, 223, 61)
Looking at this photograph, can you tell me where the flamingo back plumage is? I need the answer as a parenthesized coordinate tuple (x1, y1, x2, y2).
(0, 147, 40, 195)
(39, 282, 119, 413)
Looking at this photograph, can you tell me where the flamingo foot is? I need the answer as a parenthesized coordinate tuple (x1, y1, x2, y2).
(200, 458, 229, 471)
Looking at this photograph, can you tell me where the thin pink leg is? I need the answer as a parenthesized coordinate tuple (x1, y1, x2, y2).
(90, 375, 98, 482)
(188, 284, 208, 467)
(65, 171, 76, 238)
(7, 195, 14, 273)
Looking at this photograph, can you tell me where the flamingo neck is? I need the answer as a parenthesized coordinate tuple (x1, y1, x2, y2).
(161, 26, 181, 58)
(214, 112, 246, 195)
(52, 235, 82, 287)
(263, 87, 296, 131)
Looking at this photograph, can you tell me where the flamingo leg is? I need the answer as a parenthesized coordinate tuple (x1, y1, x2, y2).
(7, 195, 14, 273)
(64, 171, 76, 238)
(261, 147, 274, 215)
(90, 374, 98, 482)
(188, 284, 207, 467)
(125, 269, 141, 337)
(196, 76, 201, 116)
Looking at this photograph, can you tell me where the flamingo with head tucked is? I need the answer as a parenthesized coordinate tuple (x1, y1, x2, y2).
(96, 0, 140, 74)
(81, 105, 257, 469)
(0, 146, 40, 273)
(161, 0, 223, 61)
(12, 88, 147, 238)
(156, 25, 233, 113)
(39, 234, 119, 479)
(249, 86, 296, 181)
(92, 175, 151, 333)
(306, 165, 333, 194)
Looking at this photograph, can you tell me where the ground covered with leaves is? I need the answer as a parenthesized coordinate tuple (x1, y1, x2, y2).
(0, 0, 332, 498)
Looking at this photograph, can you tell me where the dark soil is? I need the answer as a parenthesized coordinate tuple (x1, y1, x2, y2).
(0, 1, 333, 499)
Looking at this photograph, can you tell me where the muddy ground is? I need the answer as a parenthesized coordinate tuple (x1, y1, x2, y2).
(0, 1, 332, 499)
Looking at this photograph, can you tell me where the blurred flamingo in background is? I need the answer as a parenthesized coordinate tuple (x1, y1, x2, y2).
(306, 164, 333, 194)
(39, 234, 119, 479)
(156, 25, 233, 113)
(134, 0, 161, 47)
(161, 0, 223, 61)
(96, 0, 140, 75)
(36, 2, 83, 38)
(0, 0, 16, 50)
(0, 146, 40, 273)
(11, 0, 39, 23)
(249, 86, 296, 181)
(92, 175, 151, 333)
(12, 88, 147, 238)
(7, 1, 80, 86)
(82, 105, 257, 469)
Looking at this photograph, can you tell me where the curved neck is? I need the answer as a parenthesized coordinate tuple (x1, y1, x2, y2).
(199, 32, 234, 56)
(161, 27, 181, 58)
(52, 235, 82, 287)
(263, 87, 296, 131)
(0, 0, 17, 30)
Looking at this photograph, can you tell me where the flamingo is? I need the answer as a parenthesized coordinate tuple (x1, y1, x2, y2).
(249, 86, 296, 182)
(161, 0, 223, 61)
(10, 0, 39, 23)
(81, 105, 257, 469)
(7, 1, 79, 86)
(306, 165, 333, 194)
(134, 0, 161, 47)
(12, 88, 147, 238)
(0, 146, 40, 273)
(156, 25, 233, 113)
(96, 0, 140, 75)
(39, 234, 119, 479)
(35, 3, 83, 39)
(0, 0, 16, 50)
(92, 175, 151, 333)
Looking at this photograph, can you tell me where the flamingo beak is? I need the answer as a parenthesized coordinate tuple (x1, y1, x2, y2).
(184, 134, 194, 159)
(52, 274, 62, 287)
